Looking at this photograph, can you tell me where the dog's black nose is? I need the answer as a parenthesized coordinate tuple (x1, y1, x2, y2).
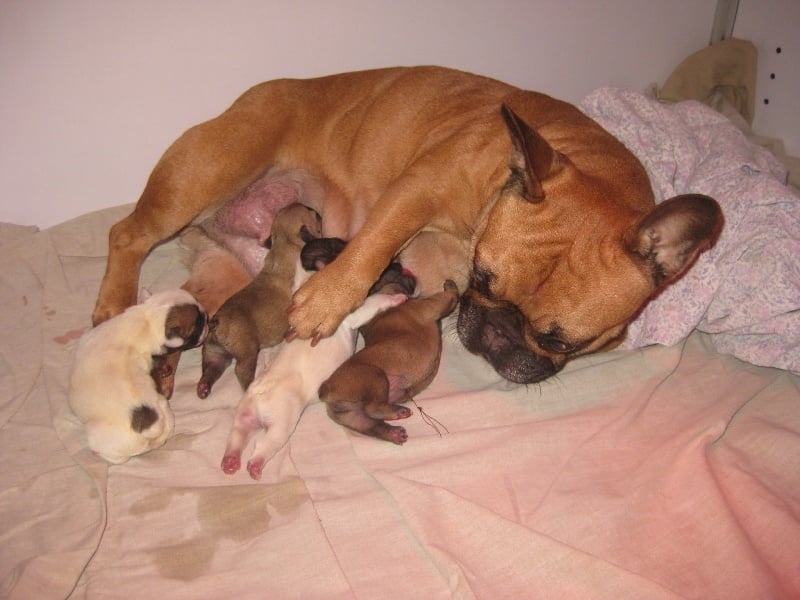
(457, 293, 558, 384)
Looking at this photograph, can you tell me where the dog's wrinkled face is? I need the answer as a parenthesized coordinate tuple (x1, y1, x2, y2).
(162, 303, 209, 352)
(457, 210, 653, 383)
(457, 106, 723, 383)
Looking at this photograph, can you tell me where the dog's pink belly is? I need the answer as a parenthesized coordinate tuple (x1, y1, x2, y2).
(199, 170, 311, 275)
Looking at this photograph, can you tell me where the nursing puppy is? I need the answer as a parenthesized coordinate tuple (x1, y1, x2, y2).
(220, 273, 406, 480)
(197, 204, 321, 398)
(93, 66, 723, 384)
(320, 279, 459, 444)
(68, 289, 208, 464)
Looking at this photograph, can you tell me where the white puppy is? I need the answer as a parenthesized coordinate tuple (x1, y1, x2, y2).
(221, 260, 406, 480)
(68, 289, 208, 464)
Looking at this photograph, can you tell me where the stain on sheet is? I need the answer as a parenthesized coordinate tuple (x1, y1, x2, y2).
(136, 478, 309, 581)
(153, 539, 216, 582)
(53, 328, 86, 345)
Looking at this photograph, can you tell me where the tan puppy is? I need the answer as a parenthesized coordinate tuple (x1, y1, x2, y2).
(68, 289, 208, 463)
(92, 66, 722, 383)
(319, 279, 459, 444)
(198, 203, 321, 397)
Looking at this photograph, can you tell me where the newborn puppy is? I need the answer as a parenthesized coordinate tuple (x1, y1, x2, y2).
(197, 204, 321, 398)
(319, 279, 459, 444)
(299, 236, 416, 296)
(221, 277, 406, 480)
(68, 289, 208, 464)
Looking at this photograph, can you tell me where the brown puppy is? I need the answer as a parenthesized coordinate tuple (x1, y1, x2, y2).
(319, 279, 459, 444)
(92, 66, 722, 383)
(197, 204, 321, 397)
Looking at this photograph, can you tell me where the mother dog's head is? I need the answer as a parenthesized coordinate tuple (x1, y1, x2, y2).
(457, 105, 723, 383)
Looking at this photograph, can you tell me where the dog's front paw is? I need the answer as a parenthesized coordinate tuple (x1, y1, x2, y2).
(92, 286, 138, 326)
(287, 269, 362, 342)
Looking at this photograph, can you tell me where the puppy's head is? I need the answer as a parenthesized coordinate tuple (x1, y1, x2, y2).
(457, 105, 723, 383)
(265, 203, 322, 250)
(301, 238, 416, 296)
(368, 262, 416, 296)
(301, 237, 347, 271)
(140, 289, 209, 353)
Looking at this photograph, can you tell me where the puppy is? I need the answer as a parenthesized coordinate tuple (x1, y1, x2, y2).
(220, 261, 406, 479)
(93, 66, 723, 383)
(197, 204, 321, 397)
(68, 289, 208, 464)
(319, 279, 459, 444)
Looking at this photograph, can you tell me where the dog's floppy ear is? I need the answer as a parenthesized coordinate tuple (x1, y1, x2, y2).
(628, 194, 723, 287)
(501, 104, 564, 202)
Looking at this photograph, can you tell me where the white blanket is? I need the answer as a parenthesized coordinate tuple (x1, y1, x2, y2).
(582, 89, 800, 374)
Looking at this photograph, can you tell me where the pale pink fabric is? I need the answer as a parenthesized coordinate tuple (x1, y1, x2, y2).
(582, 88, 800, 374)
(1, 192, 798, 598)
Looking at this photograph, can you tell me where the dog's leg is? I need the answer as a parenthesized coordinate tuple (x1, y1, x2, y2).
(324, 399, 410, 445)
(246, 392, 311, 480)
(220, 398, 261, 474)
(150, 352, 180, 399)
(92, 100, 289, 326)
(198, 340, 233, 399)
(232, 338, 260, 391)
(288, 179, 437, 341)
(320, 365, 411, 445)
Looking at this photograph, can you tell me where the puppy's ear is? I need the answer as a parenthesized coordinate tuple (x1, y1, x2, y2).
(299, 225, 316, 244)
(628, 194, 723, 288)
(501, 104, 564, 202)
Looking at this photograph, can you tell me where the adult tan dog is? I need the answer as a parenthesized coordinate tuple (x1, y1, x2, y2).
(92, 66, 722, 384)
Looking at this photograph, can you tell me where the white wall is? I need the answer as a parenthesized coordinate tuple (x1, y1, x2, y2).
(734, 0, 800, 157)
(0, 0, 717, 228)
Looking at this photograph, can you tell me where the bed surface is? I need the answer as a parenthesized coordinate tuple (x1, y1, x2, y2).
(2, 92, 800, 598)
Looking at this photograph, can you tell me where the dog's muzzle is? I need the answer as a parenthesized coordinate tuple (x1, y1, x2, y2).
(456, 293, 557, 384)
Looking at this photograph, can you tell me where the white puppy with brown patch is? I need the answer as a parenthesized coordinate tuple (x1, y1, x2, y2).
(68, 289, 208, 464)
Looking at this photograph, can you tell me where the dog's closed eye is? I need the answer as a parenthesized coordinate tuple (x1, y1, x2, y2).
(535, 336, 573, 354)
(472, 264, 495, 298)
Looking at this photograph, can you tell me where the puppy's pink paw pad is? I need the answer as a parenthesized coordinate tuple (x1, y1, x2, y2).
(197, 381, 212, 399)
(385, 406, 412, 421)
(221, 454, 241, 474)
(247, 459, 264, 480)
(389, 427, 408, 445)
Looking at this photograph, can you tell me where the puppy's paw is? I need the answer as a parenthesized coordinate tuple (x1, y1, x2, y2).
(197, 380, 212, 399)
(247, 458, 265, 480)
(221, 453, 241, 475)
(386, 425, 408, 445)
(287, 269, 362, 341)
